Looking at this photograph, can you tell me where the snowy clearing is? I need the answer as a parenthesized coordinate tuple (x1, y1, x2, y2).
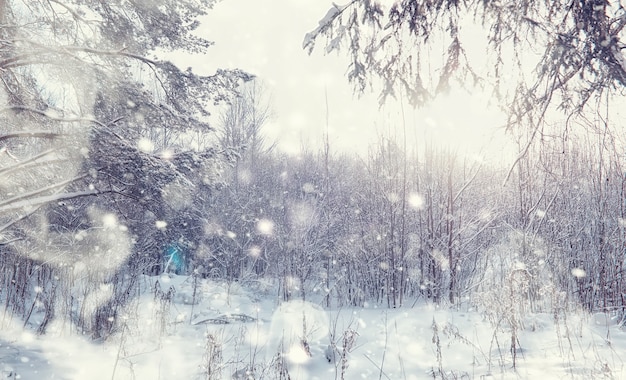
(0, 275, 624, 379)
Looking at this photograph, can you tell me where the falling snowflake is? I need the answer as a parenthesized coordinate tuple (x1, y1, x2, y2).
(102, 213, 118, 228)
(571, 268, 586, 278)
(137, 138, 154, 153)
(256, 219, 274, 235)
(248, 246, 261, 258)
(408, 192, 424, 209)
(302, 182, 316, 193)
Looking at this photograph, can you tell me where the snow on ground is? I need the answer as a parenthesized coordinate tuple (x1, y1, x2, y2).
(0, 274, 625, 379)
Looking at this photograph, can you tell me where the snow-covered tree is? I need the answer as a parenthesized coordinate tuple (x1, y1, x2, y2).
(0, 0, 250, 336)
(305, 0, 626, 114)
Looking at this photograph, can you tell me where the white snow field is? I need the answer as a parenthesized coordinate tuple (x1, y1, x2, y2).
(1, 274, 625, 379)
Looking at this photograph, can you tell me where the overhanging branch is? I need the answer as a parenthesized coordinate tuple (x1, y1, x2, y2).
(0, 131, 61, 142)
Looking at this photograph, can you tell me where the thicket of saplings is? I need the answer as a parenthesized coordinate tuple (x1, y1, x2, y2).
(1, 124, 623, 343)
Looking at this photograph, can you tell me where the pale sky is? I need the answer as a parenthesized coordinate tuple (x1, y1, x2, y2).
(170, 0, 513, 163)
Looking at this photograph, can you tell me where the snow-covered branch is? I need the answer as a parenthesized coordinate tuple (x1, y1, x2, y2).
(1, 106, 119, 129)
(0, 149, 63, 176)
(0, 131, 62, 143)
(0, 40, 158, 70)
(0, 189, 100, 215)
(0, 174, 89, 211)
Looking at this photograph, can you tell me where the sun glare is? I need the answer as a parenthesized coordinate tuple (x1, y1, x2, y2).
(411, 89, 513, 165)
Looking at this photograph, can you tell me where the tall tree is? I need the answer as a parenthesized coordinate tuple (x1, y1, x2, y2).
(0, 0, 250, 336)
(0, 0, 250, 242)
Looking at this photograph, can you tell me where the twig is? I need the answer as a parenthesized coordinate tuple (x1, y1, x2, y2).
(363, 354, 391, 380)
